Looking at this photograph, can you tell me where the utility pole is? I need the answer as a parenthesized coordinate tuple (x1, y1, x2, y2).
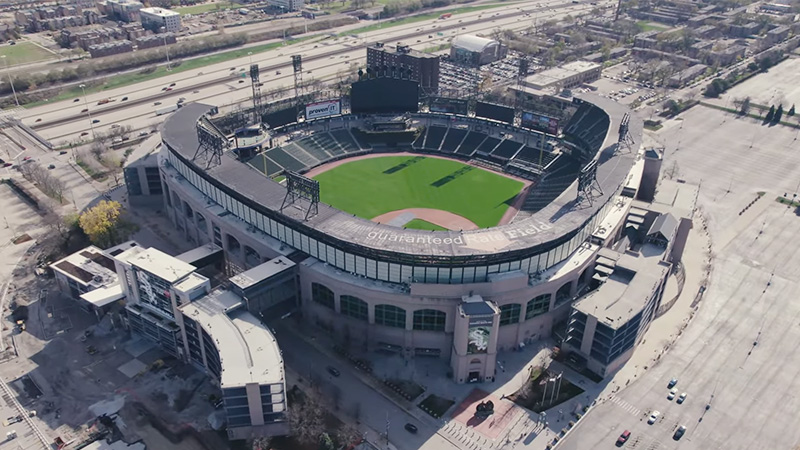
(79, 84, 96, 140)
(163, 35, 171, 71)
(385, 411, 390, 449)
(1, 55, 19, 107)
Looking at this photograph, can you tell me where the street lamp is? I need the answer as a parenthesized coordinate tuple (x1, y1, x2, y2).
(248, 51, 253, 65)
(1, 55, 19, 107)
(79, 84, 96, 140)
(163, 34, 171, 71)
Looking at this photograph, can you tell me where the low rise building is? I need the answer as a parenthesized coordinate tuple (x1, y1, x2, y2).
(667, 63, 707, 87)
(760, 2, 792, 13)
(50, 241, 141, 317)
(521, 61, 601, 91)
(265, 0, 304, 12)
(766, 25, 791, 44)
(180, 288, 289, 439)
(88, 39, 133, 58)
(134, 32, 176, 50)
(140, 7, 181, 33)
(104, 0, 143, 22)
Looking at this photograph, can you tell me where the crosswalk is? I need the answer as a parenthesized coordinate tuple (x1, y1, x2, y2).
(610, 396, 642, 416)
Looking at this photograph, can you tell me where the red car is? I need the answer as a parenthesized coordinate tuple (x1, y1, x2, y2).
(617, 430, 631, 446)
(23, 156, 31, 161)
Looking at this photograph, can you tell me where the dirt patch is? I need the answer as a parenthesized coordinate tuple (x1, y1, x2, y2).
(304, 151, 532, 226)
(372, 208, 479, 230)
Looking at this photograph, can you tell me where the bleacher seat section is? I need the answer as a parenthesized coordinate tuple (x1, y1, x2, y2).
(441, 129, 467, 152)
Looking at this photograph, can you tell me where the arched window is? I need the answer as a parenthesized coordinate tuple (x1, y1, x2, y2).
(226, 234, 241, 256)
(311, 283, 335, 310)
(413, 309, 446, 332)
(340, 295, 368, 321)
(555, 281, 572, 306)
(195, 212, 207, 233)
(374, 305, 406, 328)
(499, 304, 521, 326)
(526, 294, 551, 320)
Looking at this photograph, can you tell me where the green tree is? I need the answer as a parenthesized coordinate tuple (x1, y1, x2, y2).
(789, 104, 795, 116)
(765, 105, 775, 122)
(318, 433, 335, 450)
(79, 200, 124, 247)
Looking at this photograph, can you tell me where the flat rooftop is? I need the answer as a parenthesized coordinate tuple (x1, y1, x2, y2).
(181, 289, 283, 387)
(162, 95, 638, 260)
(125, 247, 197, 283)
(523, 61, 601, 89)
(573, 244, 671, 328)
(51, 245, 118, 288)
(229, 256, 295, 291)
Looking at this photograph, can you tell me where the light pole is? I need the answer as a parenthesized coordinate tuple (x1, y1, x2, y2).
(248, 51, 253, 65)
(1, 55, 19, 107)
(79, 84, 96, 140)
(163, 35, 171, 71)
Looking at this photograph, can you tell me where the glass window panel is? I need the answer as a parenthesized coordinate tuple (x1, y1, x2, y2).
(488, 264, 499, 274)
(366, 259, 377, 279)
(462, 267, 475, 283)
(355, 256, 366, 275)
(438, 267, 450, 283)
(474, 266, 487, 282)
(413, 267, 425, 283)
(308, 238, 318, 257)
(401, 265, 413, 283)
(389, 264, 401, 283)
(425, 267, 438, 283)
(450, 267, 463, 284)
(377, 262, 389, 281)
(345, 253, 355, 272)
(499, 262, 510, 273)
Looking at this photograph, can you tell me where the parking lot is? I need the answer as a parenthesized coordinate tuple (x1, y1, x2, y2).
(560, 106, 800, 450)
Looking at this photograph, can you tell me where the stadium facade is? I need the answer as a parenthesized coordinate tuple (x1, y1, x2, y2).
(157, 94, 646, 383)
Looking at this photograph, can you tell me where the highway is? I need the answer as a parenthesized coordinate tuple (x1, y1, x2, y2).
(21, 0, 611, 144)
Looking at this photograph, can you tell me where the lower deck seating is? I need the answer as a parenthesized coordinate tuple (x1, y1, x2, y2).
(330, 129, 361, 152)
(266, 147, 306, 172)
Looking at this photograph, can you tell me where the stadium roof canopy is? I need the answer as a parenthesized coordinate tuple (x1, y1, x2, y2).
(452, 35, 497, 53)
(162, 96, 639, 261)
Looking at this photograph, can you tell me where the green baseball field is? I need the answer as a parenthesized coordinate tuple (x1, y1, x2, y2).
(313, 156, 524, 230)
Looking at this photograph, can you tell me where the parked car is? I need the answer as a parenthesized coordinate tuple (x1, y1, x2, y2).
(677, 392, 687, 404)
(667, 388, 678, 400)
(404, 423, 418, 434)
(59, 151, 68, 155)
(673, 425, 686, 440)
(169, 82, 176, 87)
(668, 378, 678, 388)
(326, 366, 340, 377)
(80, 132, 89, 136)
(92, 119, 100, 123)
(616, 430, 630, 446)
(647, 411, 660, 424)
(35, 118, 41, 122)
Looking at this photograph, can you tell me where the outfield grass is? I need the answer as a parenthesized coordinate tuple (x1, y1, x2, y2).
(404, 218, 447, 231)
(313, 156, 523, 228)
(0, 42, 55, 66)
(175, 2, 230, 15)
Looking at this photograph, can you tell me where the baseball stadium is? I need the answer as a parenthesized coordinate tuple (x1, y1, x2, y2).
(157, 73, 642, 383)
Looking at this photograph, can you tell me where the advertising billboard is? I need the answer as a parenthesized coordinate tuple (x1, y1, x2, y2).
(351, 78, 420, 114)
(305, 99, 341, 120)
(430, 97, 468, 115)
(467, 317, 493, 354)
(521, 111, 559, 135)
(475, 102, 515, 124)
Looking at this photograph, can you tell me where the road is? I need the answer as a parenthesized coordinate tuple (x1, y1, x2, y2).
(21, 0, 610, 144)
(273, 320, 461, 450)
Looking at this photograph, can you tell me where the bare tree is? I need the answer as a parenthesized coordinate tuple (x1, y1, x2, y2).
(287, 390, 325, 445)
(335, 422, 363, 448)
(249, 436, 272, 450)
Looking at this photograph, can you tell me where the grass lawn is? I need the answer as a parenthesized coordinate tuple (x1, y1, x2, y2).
(313, 156, 523, 228)
(174, 2, 229, 15)
(636, 21, 669, 32)
(404, 218, 446, 231)
(342, 3, 510, 36)
(0, 42, 55, 66)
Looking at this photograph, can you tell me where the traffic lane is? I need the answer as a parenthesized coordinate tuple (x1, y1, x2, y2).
(272, 322, 457, 450)
(23, 0, 579, 120)
(37, 5, 576, 135)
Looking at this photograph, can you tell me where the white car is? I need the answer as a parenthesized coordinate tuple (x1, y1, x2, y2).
(668, 388, 678, 400)
(648, 411, 660, 424)
(677, 392, 687, 404)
